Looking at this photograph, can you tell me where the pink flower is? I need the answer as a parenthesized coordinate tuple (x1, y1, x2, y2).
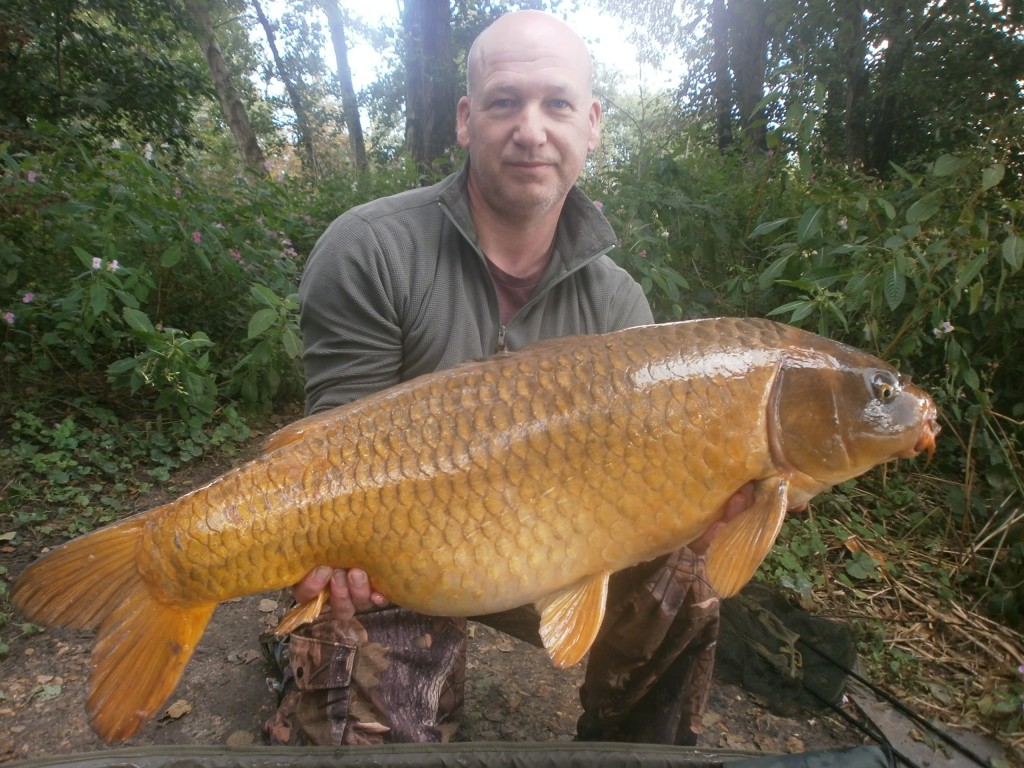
(594, 201, 604, 210)
(107, 260, 120, 272)
(92, 257, 102, 270)
(21, 292, 34, 303)
(638, 250, 648, 258)
(26, 171, 38, 183)
(192, 231, 202, 244)
(3, 311, 13, 326)
(230, 250, 243, 263)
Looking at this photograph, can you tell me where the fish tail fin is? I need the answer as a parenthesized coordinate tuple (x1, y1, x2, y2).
(11, 516, 217, 742)
(705, 477, 789, 598)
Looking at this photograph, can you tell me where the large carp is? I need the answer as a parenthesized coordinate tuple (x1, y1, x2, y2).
(12, 317, 938, 743)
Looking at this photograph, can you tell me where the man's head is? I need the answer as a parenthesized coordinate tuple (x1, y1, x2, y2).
(457, 11, 601, 224)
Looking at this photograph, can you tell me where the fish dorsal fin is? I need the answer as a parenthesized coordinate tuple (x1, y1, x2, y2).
(705, 476, 790, 598)
(262, 409, 343, 453)
(536, 572, 610, 668)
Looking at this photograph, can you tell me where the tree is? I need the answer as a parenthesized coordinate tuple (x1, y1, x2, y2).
(251, 0, 319, 175)
(604, 0, 1024, 172)
(322, 0, 368, 172)
(180, 0, 268, 175)
(402, 0, 458, 173)
(0, 0, 208, 147)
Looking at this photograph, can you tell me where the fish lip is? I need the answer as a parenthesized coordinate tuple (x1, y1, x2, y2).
(911, 414, 940, 462)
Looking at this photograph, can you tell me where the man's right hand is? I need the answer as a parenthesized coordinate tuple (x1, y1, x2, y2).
(294, 566, 389, 622)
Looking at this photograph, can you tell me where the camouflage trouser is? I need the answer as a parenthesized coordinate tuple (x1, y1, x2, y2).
(263, 547, 718, 746)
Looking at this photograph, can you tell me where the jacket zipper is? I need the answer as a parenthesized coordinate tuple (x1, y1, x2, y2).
(438, 201, 613, 355)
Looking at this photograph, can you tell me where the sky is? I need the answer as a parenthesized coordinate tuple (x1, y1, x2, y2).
(334, 1, 683, 92)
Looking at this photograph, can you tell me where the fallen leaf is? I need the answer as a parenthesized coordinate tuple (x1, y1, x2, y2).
(165, 699, 192, 720)
(225, 730, 255, 747)
(32, 684, 62, 702)
(227, 650, 262, 665)
(258, 599, 278, 613)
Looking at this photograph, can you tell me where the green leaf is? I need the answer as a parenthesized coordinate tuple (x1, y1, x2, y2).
(955, 253, 988, 289)
(906, 193, 941, 224)
(844, 551, 881, 580)
(71, 245, 96, 269)
(749, 217, 791, 238)
(161, 246, 182, 268)
(981, 163, 1005, 192)
(122, 307, 155, 334)
(250, 284, 279, 307)
(930, 154, 962, 177)
(796, 206, 824, 243)
(1002, 234, 1023, 271)
(766, 300, 813, 322)
(758, 253, 792, 291)
(883, 264, 906, 310)
(247, 308, 278, 339)
(282, 328, 303, 358)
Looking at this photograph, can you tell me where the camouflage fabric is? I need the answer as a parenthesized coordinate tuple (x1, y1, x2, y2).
(264, 609, 466, 745)
(264, 547, 718, 746)
(576, 548, 719, 745)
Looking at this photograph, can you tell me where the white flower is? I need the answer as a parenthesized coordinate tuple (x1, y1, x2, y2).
(92, 257, 102, 270)
(932, 321, 955, 338)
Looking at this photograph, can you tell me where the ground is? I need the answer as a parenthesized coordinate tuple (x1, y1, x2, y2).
(0, 433, 1017, 766)
(0, 587, 868, 763)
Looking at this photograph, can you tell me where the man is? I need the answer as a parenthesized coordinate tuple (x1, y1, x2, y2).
(265, 9, 750, 747)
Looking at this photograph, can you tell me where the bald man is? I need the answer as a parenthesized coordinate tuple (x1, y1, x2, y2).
(266, 10, 747, 747)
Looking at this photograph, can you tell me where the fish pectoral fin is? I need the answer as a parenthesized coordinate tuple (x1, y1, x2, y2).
(535, 572, 610, 668)
(272, 588, 329, 636)
(704, 476, 790, 598)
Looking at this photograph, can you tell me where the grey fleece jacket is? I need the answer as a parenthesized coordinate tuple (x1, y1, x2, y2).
(298, 164, 653, 414)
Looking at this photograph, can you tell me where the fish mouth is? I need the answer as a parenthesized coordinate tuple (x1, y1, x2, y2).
(908, 411, 940, 462)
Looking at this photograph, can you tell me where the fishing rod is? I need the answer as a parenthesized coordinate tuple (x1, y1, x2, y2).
(794, 634, 993, 768)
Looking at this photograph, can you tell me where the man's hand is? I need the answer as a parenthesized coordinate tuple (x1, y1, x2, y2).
(294, 566, 389, 622)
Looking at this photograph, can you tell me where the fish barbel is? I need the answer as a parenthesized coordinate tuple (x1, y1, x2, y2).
(12, 317, 939, 742)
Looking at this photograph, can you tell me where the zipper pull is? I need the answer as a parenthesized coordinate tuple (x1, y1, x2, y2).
(496, 324, 507, 353)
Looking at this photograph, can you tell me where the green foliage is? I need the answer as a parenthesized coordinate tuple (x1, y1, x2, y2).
(0, 0, 210, 147)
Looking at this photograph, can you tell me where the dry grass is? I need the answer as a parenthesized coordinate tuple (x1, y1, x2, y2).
(803, 482, 1024, 761)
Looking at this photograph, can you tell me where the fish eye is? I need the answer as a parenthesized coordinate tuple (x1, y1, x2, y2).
(871, 371, 900, 402)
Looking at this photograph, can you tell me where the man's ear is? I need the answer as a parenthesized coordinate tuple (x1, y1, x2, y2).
(587, 99, 602, 151)
(456, 96, 472, 149)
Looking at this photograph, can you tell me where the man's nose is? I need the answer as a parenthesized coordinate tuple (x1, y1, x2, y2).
(513, 103, 546, 146)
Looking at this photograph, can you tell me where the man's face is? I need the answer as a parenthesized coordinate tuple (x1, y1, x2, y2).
(457, 17, 601, 222)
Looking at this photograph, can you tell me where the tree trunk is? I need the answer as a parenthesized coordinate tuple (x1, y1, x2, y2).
(322, 0, 367, 172)
(180, 0, 267, 176)
(402, 0, 457, 175)
(866, 2, 933, 175)
(710, 0, 734, 151)
(836, 0, 868, 169)
(728, 0, 770, 153)
(250, 0, 319, 176)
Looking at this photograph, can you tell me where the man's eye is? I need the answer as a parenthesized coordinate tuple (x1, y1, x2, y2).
(491, 98, 515, 109)
(549, 99, 571, 109)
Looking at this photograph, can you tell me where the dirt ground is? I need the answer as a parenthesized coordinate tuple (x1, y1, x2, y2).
(0, 585, 868, 763)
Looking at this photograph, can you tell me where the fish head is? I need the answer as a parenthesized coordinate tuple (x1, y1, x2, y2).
(769, 350, 939, 492)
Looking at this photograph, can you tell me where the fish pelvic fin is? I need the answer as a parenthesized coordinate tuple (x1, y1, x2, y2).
(272, 587, 329, 636)
(11, 516, 217, 743)
(704, 477, 789, 598)
(536, 572, 610, 668)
